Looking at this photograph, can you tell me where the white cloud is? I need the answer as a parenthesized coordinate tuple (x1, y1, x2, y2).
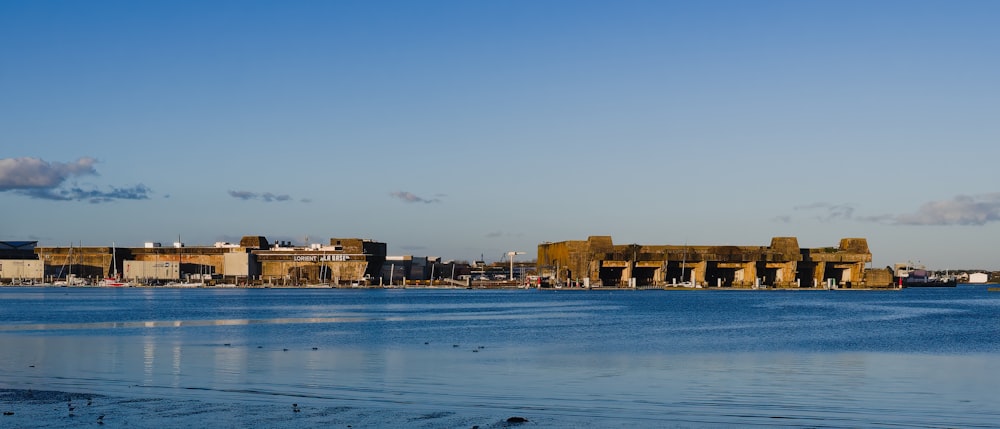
(0, 157, 97, 190)
(892, 193, 1000, 226)
(0, 157, 151, 202)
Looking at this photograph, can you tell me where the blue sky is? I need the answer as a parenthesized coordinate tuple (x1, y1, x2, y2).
(2, 0, 999, 268)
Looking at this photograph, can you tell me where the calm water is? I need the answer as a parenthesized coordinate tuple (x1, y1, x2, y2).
(1, 286, 998, 428)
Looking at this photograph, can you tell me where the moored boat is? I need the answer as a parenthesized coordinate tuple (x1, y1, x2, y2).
(99, 242, 131, 287)
(894, 263, 957, 288)
(98, 277, 130, 287)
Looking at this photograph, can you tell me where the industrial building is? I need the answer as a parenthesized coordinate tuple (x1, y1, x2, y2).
(253, 237, 386, 286)
(378, 257, 483, 286)
(4, 235, 902, 288)
(0, 241, 43, 284)
(537, 236, 892, 288)
(26, 236, 386, 286)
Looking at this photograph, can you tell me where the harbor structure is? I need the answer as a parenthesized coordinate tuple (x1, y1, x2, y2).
(254, 237, 386, 286)
(537, 236, 892, 288)
(29, 236, 386, 286)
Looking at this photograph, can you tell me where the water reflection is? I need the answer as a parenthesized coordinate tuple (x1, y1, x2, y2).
(1, 287, 998, 427)
(0, 317, 364, 331)
(172, 344, 182, 388)
(143, 337, 155, 385)
(0, 309, 598, 332)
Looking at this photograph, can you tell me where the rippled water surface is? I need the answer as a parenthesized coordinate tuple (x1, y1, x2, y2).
(1, 286, 998, 427)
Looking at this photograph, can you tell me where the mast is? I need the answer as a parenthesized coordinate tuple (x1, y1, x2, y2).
(681, 244, 687, 284)
(111, 242, 118, 279)
(62, 243, 72, 281)
(177, 234, 182, 281)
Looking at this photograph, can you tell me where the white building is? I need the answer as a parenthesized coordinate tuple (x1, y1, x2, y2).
(0, 259, 44, 283)
(968, 272, 989, 284)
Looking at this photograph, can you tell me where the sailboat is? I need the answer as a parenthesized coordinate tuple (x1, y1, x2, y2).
(53, 244, 72, 286)
(99, 242, 130, 287)
(676, 244, 700, 288)
(53, 243, 86, 286)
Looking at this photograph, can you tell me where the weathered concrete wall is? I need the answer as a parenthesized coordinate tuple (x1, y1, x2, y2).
(239, 236, 270, 249)
(259, 260, 369, 285)
(329, 238, 370, 254)
(798, 238, 879, 287)
(864, 267, 894, 287)
(537, 236, 887, 288)
(35, 246, 119, 280)
(538, 238, 594, 283)
(130, 248, 226, 280)
(254, 237, 386, 285)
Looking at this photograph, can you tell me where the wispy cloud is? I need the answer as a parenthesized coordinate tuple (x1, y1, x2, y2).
(227, 190, 296, 202)
(390, 191, 441, 204)
(793, 202, 855, 222)
(21, 184, 153, 204)
(887, 193, 1000, 226)
(0, 157, 151, 202)
(771, 215, 792, 224)
(228, 190, 257, 200)
(782, 193, 1000, 226)
(486, 231, 523, 238)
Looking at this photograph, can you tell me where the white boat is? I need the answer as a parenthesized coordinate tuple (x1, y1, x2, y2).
(163, 281, 204, 288)
(54, 274, 87, 286)
(99, 242, 131, 287)
(98, 278, 129, 287)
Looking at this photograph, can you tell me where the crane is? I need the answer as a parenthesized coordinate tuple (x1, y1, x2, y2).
(506, 251, 526, 281)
